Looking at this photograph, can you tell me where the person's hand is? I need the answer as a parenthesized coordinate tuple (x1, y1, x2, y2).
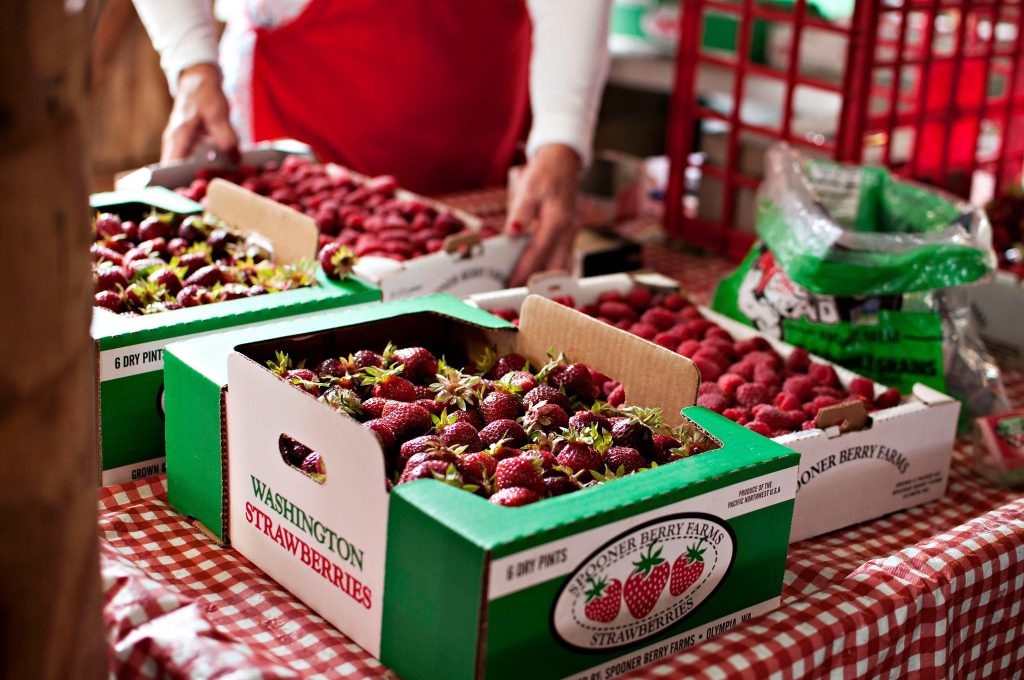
(506, 143, 583, 286)
(162, 63, 239, 163)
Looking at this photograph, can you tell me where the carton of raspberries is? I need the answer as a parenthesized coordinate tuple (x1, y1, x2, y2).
(483, 285, 902, 438)
(90, 209, 336, 316)
(173, 155, 499, 264)
(265, 344, 718, 507)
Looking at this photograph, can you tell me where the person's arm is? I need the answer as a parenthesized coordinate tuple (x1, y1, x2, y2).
(508, 0, 611, 285)
(132, 0, 238, 161)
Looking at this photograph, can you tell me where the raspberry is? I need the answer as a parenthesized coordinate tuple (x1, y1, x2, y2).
(722, 407, 751, 423)
(624, 286, 653, 310)
(874, 387, 901, 410)
(705, 326, 734, 342)
(735, 382, 769, 409)
(782, 375, 814, 402)
(733, 339, 760, 355)
(641, 307, 677, 331)
(653, 330, 682, 349)
(727, 361, 755, 381)
(774, 392, 802, 411)
(701, 336, 736, 359)
(786, 410, 807, 426)
(848, 376, 875, 401)
(597, 290, 624, 304)
(598, 301, 638, 323)
(629, 322, 658, 341)
(692, 356, 724, 382)
(551, 294, 576, 307)
(751, 405, 795, 431)
(745, 420, 772, 436)
(679, 306, 703, 320)
(696, 391, 729, 414)
(808, 362, 840, 387)
(813, 386, 846, 399)
(662, 293, 688, 311)
(809, 395, 841, 414)
(753, 364, 781, 388)
(717, 373, 745, 397)
(770, 429, 791, 438)
(676, 339, 700, 357)
(786, 347, 811, 373)
(698, 382, 723, 397)
(801, 420, 818, 431)
(614, 319, 632, 331)
(693, 347, 729, 369)
(682, 319, 714, 340)
(747, 350, 781, 368)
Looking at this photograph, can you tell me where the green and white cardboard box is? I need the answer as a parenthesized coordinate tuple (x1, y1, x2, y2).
(166, 294, 800, 679)
(117, 138, 527, 302)
(93, 179, 380, 485)
(467, 272, 961, 543)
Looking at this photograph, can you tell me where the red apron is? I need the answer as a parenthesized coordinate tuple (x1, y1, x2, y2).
(250, 0, 531, 195)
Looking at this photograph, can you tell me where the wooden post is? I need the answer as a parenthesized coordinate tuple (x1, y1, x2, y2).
(0, 2, 106, 679)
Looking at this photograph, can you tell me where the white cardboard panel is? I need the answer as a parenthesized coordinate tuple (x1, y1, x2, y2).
(227, 353, 389, 656)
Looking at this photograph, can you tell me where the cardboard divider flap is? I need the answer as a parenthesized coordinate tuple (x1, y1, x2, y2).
(226, 352, 388, 656)
(206, 179, 318, 265)
(517, 296, 699, 426)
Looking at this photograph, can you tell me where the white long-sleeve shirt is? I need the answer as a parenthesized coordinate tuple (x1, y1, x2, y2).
(132, 0, 610, 165)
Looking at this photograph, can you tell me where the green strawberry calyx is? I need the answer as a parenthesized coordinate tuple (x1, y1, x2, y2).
(583, 576, 611, 603)
(631, 541, 666, 577)
(683, 537, 707, 564)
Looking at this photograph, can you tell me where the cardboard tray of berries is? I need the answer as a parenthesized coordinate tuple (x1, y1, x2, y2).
(164, 293, 800, 680)
(467, 272, 962, 543)
(116, 140, 527, 301)
(91, 179, 380, 485)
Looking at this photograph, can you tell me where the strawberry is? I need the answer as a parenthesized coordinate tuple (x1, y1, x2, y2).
(94, 290, 124, 313)
(391, 347, 439, 384)
(500, 371, 538, 394)
(381, 402, 433, 439)
(362, 366, 417, 402)
(523, 384, 572, 412)
(607, 384, 626, 407)
(523, 402, 569, 433)
(611, 418, 654, 457)
(480, 390, 523, 423)
(495, 456, 545, 495)
(543, 474, 582, 496)
(479, 419, 528, 448)
(583, 576, 623, 622)
(489, 353, 527, 379)
(398, 459, 454, 484)
(489, 487, 540, 507)
(651, 433, 681, 462)
(94, 212, 123, 239)
(623, 542, 670, 619)
(849, 376, 875, 401)
(662, 293, 688, 311)
(551, 363, 600, 401)
(353, 349, 384, 369)
(318, 242, 358, 280)
(669, 539, 706, 596)
(555, 435, 602, 479)
(364, 419, 397, 451)
(569, 410, 610, 432)
(605, 446, 646, 474)
(456, 451, 497, 487)
(398, 435, 442, 468)
(439, 421, 483, 452)
(279, 435, 313, 467)
(624, 286, 653, 310)
(300, 452, 325, 478)
(431, 366, 482, 410)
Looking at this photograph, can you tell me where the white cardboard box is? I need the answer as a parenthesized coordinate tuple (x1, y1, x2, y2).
(468, 272, 961, 543)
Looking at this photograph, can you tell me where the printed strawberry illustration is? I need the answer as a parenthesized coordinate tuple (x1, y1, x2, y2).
(623, 542, 670, 619)
(583, 576, 622, 623)
(669, 537, 706, 597)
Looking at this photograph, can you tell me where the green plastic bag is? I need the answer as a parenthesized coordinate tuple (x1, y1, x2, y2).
(713, 144, 1008, 421)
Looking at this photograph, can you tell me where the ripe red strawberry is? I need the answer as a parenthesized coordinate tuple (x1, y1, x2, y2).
(94, 263, 129, 293)
(669, 540, 706, 596)
(184, 263, 225, 288)
(353, 349, 384, 369)
(607, 384, 626, 407)
(849, 376, 875, 401)
(623, 542, 670, 619)
(364, 419, 397, 451)
(94, 289, 124, 313)
(624, 286, 653, 310)
(382, 402, 432, 438)
(362, 397, 392, 419)
(279, 435, 313, 467)
(480, 390, 523, 423)
(569, 410, 611, 432)
(398, 435, 442, 468)
(543, 474, 581, 496)
(138, 215, 171, 242)
(363, 366, 417, 402)
(391, 347, 439, 384)
(318, 242, 358, 280)
(523, 384, 572, 412)
(555, 440, 602, 478)
(456, 451, 497, 487)
(489, 486, 540, 507)
(500, 370, 538, 394)
(524, 402, 569, 433)
(735, 382, 770, 409)
(94, 213, 123, 239)
(479, 419, 528, 448)
(605, 446, 646, 474)
(583, 577, 623, 622)
(495, 456, 545, 495)
(399, 459, 453, 484)
(439, 421, 483, 452)
(300, 452, 325, 477)
(611, 418, 654, 457)
(874, 387, 901, 410)
(551, 363, 600, 401)
(489, 353, 527, 379)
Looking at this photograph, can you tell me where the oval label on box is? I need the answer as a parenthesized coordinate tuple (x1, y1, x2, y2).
(550, 513, 735, 651)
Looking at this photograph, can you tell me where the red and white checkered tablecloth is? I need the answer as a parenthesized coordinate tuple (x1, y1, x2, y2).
(101, 198, 1024, 679)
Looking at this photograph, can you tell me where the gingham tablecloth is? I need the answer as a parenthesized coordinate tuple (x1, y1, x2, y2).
(101, 199, 1024, 679)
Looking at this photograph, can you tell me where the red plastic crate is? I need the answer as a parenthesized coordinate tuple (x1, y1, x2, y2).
(665, 0, 1024, 259)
